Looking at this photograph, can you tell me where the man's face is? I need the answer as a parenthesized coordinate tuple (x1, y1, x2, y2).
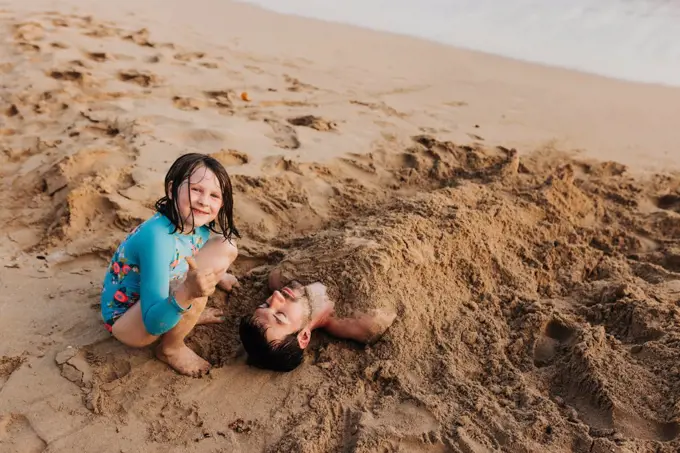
(253, 283, 311, 343)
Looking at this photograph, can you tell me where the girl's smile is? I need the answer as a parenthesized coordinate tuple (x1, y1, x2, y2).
(192, 207, 210, 216)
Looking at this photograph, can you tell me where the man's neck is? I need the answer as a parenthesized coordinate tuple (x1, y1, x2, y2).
(305, 283, 335, 330)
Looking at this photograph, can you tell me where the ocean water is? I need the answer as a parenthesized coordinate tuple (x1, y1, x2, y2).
(240, 0, 680, 87)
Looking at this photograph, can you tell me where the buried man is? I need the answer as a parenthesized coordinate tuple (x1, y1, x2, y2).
(239, 268, 396, 372)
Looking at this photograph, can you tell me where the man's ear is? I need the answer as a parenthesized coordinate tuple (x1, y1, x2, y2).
(297, 327, 312, 349)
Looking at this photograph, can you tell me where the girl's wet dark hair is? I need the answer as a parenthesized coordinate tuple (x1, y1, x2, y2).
(155, 153, 240, 240)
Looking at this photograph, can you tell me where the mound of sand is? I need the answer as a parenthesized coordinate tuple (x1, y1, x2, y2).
(176, 136, 680, 452)
(2, 4, 680, 453)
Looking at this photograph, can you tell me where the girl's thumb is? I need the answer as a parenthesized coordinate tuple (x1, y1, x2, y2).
(185, 256, 199, 271)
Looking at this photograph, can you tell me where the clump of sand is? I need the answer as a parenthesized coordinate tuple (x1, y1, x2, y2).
(183, 138, 680, 452)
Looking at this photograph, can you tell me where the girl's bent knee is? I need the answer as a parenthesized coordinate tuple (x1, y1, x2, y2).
(200, 237, 237, 266)
(224, 240, 238, 260)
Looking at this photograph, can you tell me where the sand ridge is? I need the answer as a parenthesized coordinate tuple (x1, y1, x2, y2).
(1, 4, 680, 453)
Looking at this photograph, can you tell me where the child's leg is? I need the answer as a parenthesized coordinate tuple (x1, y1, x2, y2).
(110, 302, 159, 348)
(155, 237, 237, 377)
(323, 309, 397, 345)
(113, 237, 237, 376)
(111, 294, 214, 375)
(155, 294, 211, 377)
(196, 237, 239, 292)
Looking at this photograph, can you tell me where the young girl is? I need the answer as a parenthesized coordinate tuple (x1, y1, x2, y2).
(101, 153, 239, 377)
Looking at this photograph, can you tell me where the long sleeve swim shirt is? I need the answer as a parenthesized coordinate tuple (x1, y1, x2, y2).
(100, 213, 209, 335)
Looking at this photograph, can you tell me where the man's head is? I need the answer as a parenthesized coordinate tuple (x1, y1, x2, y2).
(239, 281, 312, 372)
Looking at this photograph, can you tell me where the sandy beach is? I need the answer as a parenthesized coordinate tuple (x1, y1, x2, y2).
(1, 0, 680, 452)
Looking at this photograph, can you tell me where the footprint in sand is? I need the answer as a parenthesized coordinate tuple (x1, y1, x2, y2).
(85, 51, 111, 62)
(203, 90, 236, 111)
(244, 65, 264, 74)
(340, 408, 361, 453)
(262, 156, 303, 175)
(0, 414, 46, 453)
(350, 100, 406, 118)
(444, 100, 468, 107)
(260, 100, 317, 108)
(16, 42, 41, 53)
(82, 23, 120, 39)
(656, 193, 680, 213)
(532, 318, 576, 368)
(264, 119, 301, 149)
(172, 96, 201, 111)
(340, 400, 441, 452)
(48, 68, 87, 84)
(148, 402, 204, 443)
(118, 70, 160, 87)
(204, 90, 235, 104)
(0, 356, 25, 390)
(13, 22, 45, 42)
(11, 22, 44, 53)
(4, 105, 19, 117)
(209, 149, 249, 167)
(173, 51, 205, 62)
(122, 28, 155, 47)
(284, 74, 318, 92)
(50, 17, 70, 28)
(288, 115, 337, 132)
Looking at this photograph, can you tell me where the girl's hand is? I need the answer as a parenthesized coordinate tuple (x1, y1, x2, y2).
(183, 256, 225, 299)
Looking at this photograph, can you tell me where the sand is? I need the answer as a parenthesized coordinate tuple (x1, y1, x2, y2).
(1, 1, 680, 452)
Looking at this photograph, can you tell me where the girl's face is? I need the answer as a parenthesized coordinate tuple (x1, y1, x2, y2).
(175, 166, 223, 229)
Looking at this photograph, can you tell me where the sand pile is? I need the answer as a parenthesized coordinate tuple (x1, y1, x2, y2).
(182, 138, 680, 452)
(2, 5, 680, 453)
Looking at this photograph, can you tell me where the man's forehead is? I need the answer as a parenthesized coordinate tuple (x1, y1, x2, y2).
(253, 308, 268, 324)
(253, 309, 276, 330)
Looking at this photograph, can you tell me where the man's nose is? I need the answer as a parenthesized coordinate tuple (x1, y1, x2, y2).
(270, 291, 284, 308)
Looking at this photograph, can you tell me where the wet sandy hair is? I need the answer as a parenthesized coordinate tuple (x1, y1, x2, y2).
(239, 315, 304, 372)
(155, 153, 240, 240)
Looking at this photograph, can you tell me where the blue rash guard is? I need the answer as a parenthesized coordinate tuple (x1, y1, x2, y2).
(101, 213, 210, 335)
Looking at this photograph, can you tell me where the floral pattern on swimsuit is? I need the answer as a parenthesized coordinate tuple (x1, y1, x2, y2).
(101, 213, 209, 333)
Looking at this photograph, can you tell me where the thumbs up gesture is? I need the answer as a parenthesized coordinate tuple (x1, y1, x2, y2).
(183, 256, 225, 299)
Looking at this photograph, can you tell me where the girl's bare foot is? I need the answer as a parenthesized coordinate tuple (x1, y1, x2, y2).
(217, 273, 239, 291)
(198, 307, 224, 325)
(155, 343, 211, 377)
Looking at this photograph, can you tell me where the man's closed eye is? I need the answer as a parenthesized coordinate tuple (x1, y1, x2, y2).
(274, 313, 289, 324)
